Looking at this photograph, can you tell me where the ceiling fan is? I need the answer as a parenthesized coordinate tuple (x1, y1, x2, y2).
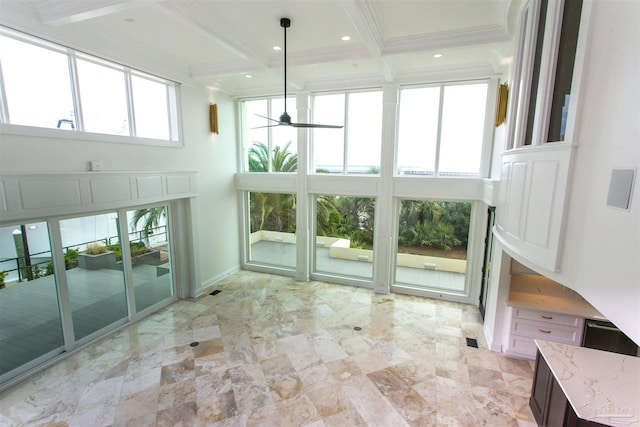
(254, 17, 343, 129)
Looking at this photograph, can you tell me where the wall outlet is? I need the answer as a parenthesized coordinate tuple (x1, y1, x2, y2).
(90, 160, 103, 171)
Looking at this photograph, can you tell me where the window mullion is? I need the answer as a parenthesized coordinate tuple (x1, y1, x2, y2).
(267, 100, 273, 172)
(68, 54, 84, 131)
(434, 85, 445, 176)
(343, 93, 349, 174)
(124, 70, 135, 137)
(0, 60, 9, 124)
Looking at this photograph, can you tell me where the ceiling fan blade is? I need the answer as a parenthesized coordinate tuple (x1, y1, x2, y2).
(255, 113, 280, 123)
(291, 122, 344, 129)
(251, 124, 282, 129)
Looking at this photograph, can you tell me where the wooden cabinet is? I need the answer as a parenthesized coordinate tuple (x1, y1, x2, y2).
(507, 307, 584, 359)
(530, 350, 608, 427)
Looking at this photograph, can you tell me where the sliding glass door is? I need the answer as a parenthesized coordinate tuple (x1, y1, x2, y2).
(127, 207, 173, 312)
(0, 204, 176, 386)
(0, 222, 64, 377)
(60, 213, 128, 341)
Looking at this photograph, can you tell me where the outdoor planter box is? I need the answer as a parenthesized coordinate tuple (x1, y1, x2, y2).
(77, 251, 117, 270)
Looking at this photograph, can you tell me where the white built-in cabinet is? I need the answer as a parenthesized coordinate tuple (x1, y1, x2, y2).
(495, 143, 572, 272)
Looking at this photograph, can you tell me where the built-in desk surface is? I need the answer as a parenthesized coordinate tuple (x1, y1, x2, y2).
(507, 274, 605, 319)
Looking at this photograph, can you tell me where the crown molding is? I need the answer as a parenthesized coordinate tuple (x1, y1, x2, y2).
(383, 24, 511, 56)
(395, 63, 499, 84)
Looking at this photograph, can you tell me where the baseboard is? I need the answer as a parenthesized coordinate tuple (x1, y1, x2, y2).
(196, 266, 240, 297)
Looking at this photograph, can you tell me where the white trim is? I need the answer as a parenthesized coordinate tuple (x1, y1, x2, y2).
(0, 123, 183, 148)
(198, 265, 241, 297)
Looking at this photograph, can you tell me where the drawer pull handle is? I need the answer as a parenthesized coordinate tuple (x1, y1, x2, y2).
(538, 329, 552, 334)
(539, 315, 553, 320)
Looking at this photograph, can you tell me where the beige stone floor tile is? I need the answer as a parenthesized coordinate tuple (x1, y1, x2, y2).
(0, 270, 535, 427)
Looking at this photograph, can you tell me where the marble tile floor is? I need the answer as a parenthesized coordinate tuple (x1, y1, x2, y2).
(0, 270, 537, 427)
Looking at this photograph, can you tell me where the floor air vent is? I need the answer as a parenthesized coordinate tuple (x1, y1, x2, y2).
(210, 290, 221, 296)
(466, 337, 478, 348)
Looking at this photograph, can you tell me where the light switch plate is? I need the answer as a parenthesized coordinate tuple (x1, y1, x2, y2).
(90, 160, 104, 172)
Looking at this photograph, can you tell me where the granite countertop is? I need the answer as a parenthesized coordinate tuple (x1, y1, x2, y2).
(536, 340, 640, 426)
(507, 273, 605, 319)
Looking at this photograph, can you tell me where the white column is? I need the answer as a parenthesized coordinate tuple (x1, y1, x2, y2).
(373, 84, 399, 293)
(295, 92, 310, 282)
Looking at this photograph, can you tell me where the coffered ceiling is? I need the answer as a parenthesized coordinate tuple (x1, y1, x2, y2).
(0, 0, 521, 97)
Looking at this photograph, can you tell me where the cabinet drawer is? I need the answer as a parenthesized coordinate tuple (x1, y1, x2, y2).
(507, 335, 538, 359)
(511, 318, 582, 344)
(513, 307, 582, 327)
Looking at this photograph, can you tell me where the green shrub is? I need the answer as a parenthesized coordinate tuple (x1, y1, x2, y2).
(64, 249, 79, 270)
(86, 242, 107, 255)
(106, 241, 149, 261)
(0, 270, 6, 289)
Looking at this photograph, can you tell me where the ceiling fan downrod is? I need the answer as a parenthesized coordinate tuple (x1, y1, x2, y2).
(280, 18, 291, 125)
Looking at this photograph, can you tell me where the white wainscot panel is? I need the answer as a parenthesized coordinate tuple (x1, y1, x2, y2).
(136, 175, 163, 199)
(167, 174, 191, 195)
(505, 162, 528, 239)
(524, 160, 559, 248)
(495, 144, 573, 272)
(19, 179, 81, 210)
(90, 177, 133, 204)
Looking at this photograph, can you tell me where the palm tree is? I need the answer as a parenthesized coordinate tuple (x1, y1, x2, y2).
(248, 141, 297, 233)
(130, 206, 166, 243)
(248, 141, 297, 172)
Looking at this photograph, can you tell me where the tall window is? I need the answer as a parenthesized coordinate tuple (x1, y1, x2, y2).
(242, 97, 297, 173)
(312, 90, 382, 174)
(0, 29, 180, 142)
(396, 83, 488, 176)
(247, 192, 296, 268)
(395, 200, 471, 294)
(314, 195, 376, 281)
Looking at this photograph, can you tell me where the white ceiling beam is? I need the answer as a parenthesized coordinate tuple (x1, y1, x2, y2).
(383, 25, 511, 56)
(34, 0, 152, 26)
(340, 0, 395, 82)
(155, 2, 268, 68)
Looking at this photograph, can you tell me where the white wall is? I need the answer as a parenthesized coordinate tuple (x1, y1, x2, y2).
(0, 84, 240, 292)
(558, 0, 639, 344)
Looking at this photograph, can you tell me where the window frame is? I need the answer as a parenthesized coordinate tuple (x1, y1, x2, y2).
(310, 88, 384, 175)
(395, 80, 493, 178)
(0, 27, 182, 146)
(507, 0, 590, 149)
(239, 95, 298, 173)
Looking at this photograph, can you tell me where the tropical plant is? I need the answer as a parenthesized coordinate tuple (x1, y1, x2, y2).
(0, 270, 6, 289)
(130, 206, 166, 244)
(248, 141, 298, 233)
(64, 248, 79, 270)
(106, 241, 149, 261)
(248, 141, 297, 172)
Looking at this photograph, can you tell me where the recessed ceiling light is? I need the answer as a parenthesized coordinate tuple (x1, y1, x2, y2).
(245, 74, 253, 78)
(433, 53, 443, 58)
(124, 18, 135, 23)
(273, 46, 281, 51)
(341, 36, 351, 41)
